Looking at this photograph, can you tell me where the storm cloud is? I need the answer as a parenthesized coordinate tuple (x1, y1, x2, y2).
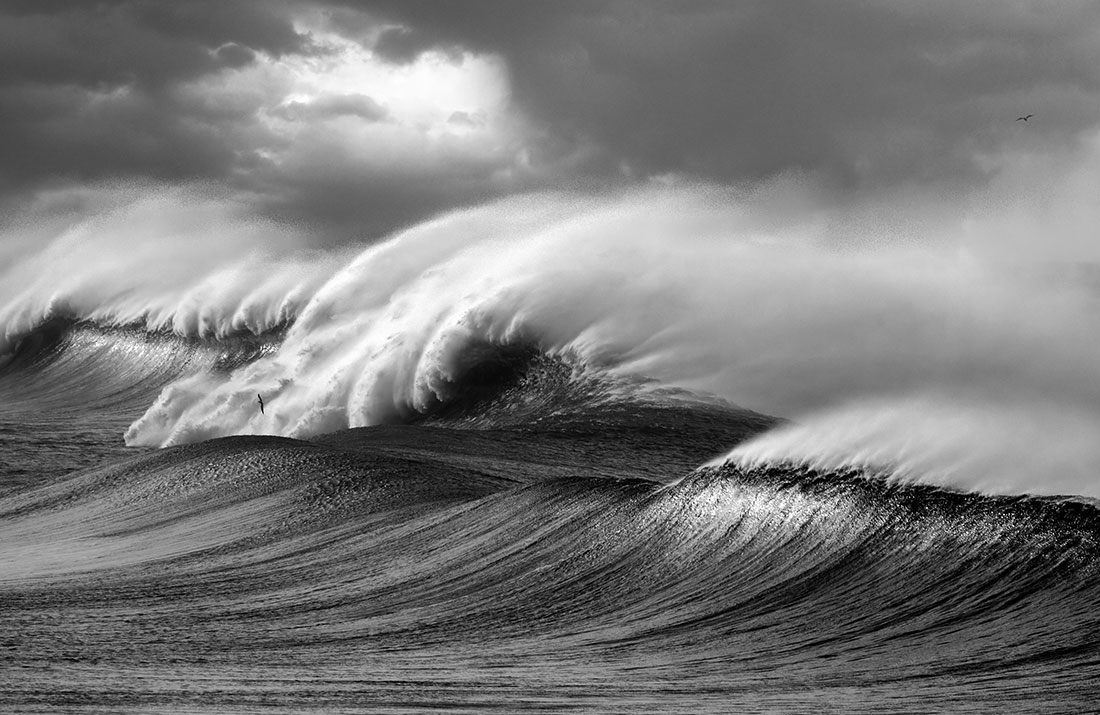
(2, 0, 1099, 241)
(361, 0, 1100, 182)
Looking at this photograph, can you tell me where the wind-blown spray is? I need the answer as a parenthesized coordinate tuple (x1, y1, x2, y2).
(4, 183, 1100, 498)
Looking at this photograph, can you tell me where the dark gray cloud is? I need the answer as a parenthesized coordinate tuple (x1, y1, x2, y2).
(0, 1, 302, 87)
(0, 0, 524, 240)
(0, 0, 301, 193)
(3, 0, 1099, 242)
(357, 0, 1100, 188)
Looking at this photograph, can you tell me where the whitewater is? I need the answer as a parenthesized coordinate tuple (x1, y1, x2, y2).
(5, 183, 1100, 497)
(2, 182, 1099, 712)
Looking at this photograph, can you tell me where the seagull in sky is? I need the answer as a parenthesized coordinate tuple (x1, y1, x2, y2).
(257, 394, 265, 415)
(1016, 114, 1034, 121)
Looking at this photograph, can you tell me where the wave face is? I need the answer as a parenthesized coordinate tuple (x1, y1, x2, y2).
(2, 423, 1099, 712)
(0, 321, 276, 486)
(3, 184, 1100, 710)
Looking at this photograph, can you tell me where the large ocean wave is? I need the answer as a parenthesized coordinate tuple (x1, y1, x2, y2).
(2, 417, 1097, 710)
(4, 184, 1100, 712)
(3, 184, 1100, 499)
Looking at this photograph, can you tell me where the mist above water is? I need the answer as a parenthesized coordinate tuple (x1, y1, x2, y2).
(0, 185, 340, 355)
(3, 165, 1100, 498)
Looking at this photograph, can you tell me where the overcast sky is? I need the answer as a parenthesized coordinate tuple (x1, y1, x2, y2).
(3, 0, 1099, 243)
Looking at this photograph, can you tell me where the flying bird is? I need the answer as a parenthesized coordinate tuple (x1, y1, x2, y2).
(1016, 114, 1034, 121)
(257, 394, 265, 415)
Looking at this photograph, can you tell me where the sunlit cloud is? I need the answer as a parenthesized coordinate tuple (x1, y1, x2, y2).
(152, 13, 532, 238)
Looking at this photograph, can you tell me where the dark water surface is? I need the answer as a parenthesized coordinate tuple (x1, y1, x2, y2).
(2, 325, 1099, 713)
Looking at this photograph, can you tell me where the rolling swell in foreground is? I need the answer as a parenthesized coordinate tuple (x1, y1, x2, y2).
(1, 323, 1099, 712)
(2, 186, 1100, 711)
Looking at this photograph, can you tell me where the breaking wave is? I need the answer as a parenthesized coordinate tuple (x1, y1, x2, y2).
(3, 184, 1100, 498)
(4, 183, 1100, 712)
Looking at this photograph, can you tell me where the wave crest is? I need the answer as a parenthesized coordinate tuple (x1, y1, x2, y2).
(6, 184, 1100, 499)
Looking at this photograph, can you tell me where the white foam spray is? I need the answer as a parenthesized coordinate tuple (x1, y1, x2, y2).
(0, 184, 341, 354)
(4, 155, 1100, 498)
